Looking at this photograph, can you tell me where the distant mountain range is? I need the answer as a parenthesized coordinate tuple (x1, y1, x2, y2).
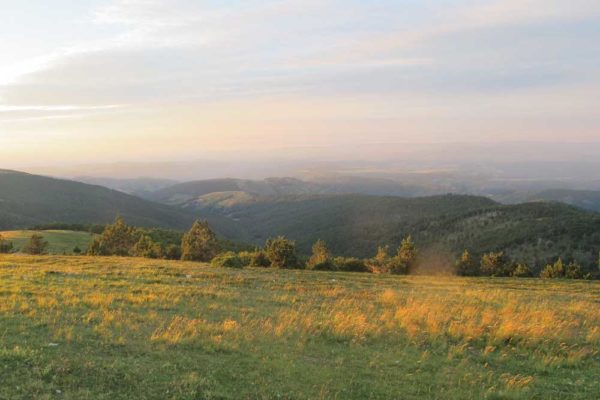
(141, 175, 600, 213)
(74, 176, 179, 198)
(173, 192, 600, 269)
(3, 169, 600, 270)
(494, 189, 600, 213)
(143, 177, 600, 269)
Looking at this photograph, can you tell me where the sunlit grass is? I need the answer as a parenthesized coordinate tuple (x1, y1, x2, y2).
(1, 254, 599, 399)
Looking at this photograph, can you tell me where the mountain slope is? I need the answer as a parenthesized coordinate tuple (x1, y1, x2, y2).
(498, 189, 600, 212)
(73, 176, 179, 198)
(148, 177, 322, 206)
(188, 193, 600, 269)
(0, 170, 196, 230)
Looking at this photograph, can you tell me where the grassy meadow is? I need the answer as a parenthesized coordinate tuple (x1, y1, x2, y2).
(0, 254, 598, 399)
(0, 230, 95, 254)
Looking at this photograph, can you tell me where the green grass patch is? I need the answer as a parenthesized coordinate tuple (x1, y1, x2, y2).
(0, 254, 598, 399)
(1, 230, 96, 254)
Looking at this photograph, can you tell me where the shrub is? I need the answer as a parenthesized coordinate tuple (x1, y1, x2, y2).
(540, 264, 555, 279)
(366, 246, 391, 273)
(72, 246, 82, 254)
(565, 262, 584, 279)
(164, 244, 182, 260)
(480, 251, 512, 277)
(0, 234, 14, 254)
(265, 236, 299, 269)
(512, 263, 533, 277)
(388, 257, 409, 275)
(333, 257, 369, 273)
(131, 235, 163, 259)
(22, 234, 49, 255)
(306, 239, 335, 270)
(366, 243, 412, 275)
(247, 250, 270, 267)
(540, 258, 567, 278)
(211, 252, 244, 268)
(455, 250, 479, 276)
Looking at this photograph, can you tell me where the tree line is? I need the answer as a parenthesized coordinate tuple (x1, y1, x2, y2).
(2, 217, 599, 279)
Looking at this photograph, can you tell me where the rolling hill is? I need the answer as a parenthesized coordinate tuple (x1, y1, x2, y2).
(494, 189, 600, 213)
(0, 230, 96, 254)
(147, 177, 322, 206)
(0, 170, 197, 230)
(73, 176, 179, 198)
(163, 191, 600, 270)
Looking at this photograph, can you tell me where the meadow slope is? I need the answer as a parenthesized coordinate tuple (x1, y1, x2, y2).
(0, 230, 95, 254)
(0, 255, 599, 399)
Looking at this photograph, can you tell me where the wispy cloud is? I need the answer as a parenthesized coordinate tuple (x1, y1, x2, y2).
(1, 0, 599, 166)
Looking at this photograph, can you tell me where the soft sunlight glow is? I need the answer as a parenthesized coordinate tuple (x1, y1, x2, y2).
(1, 0, 600, 171)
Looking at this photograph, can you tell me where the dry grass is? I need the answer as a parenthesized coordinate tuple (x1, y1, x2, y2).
(0, 254, 599, 399)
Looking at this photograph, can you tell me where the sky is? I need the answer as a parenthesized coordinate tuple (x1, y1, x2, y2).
(1, 0, 600, 172)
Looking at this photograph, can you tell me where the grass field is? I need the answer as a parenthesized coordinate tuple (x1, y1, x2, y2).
(0, 255, 598, 399)
(0, 230, 95, 254)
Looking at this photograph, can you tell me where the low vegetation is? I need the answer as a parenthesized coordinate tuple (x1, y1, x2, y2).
(41, 216, 595, 280)
(0, 230, 96, 255)
(0, 254, 598, 399)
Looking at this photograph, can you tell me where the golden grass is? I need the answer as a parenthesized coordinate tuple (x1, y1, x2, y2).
(1, 254, 599, 399)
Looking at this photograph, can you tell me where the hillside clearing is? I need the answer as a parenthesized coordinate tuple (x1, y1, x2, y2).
(0, 230, 95, 254)
(0, 255, 599, 399)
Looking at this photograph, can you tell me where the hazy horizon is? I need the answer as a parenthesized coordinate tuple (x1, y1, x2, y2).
(2, 0, 600, 170)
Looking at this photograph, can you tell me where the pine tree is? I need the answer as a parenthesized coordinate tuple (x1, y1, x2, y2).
(455, 250, 479, 276)
(132, 235, 163, 259)
(565, 262, 584, 279)
(397, 235, 417, 270)
(0, 234, 14, 254)
(366, 245, 391, 273)
(306, 239, 334, 270)
(87, 216, 138, 256)
(181, 220, 219, 262)
(480, 251, 510, 277)
(512, 263, 532, 277)
(22, 234, 49, 255)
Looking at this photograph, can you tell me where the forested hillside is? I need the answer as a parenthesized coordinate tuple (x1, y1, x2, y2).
(191, 194, 600, 269)
(495, 189, 600, 213)
(0, 170, 196, 230)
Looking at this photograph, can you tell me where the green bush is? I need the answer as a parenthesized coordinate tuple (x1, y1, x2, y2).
(0, 234, 14, 254)
(333, 257, 370, 273)
(265, 236, 299, 269)
(565, 262, 584, 279)
(540, 258, 569, 278)
(211, 252, 245, 268)
(22, 234, 49, 255)
(388, 256, 409, 275)
(131, 235, 163, 259)
(512, 263, 533, 277)
(306, 239, 334, 270)
(164, 244, 182, 260)
(366, 246, 391, 273)
(455, 250, 479, 276)
(247, 250, 271, 267)
(480, 252, 513, 277)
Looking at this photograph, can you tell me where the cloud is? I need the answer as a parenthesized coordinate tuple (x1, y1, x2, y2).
(1, 0, 599, 162)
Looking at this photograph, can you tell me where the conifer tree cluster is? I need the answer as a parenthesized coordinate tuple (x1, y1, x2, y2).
(33, 214, 595, 280)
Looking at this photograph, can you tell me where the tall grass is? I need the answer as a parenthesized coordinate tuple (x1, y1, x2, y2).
(0, 254, 598, 399)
